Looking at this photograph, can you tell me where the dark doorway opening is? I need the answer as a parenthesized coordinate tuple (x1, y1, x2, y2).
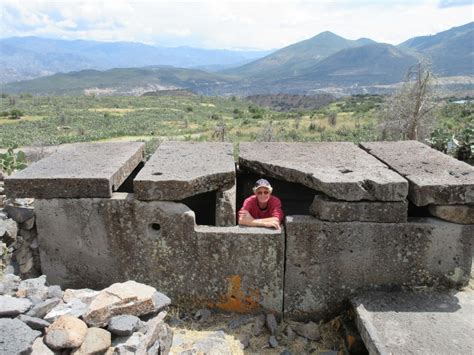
(181, 190, 217, 226)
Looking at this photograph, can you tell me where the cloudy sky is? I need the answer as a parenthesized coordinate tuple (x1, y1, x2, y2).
(0, 0, 472, 50)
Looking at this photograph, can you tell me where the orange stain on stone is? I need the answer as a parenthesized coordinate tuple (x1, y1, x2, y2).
(214, 275, 260, 313)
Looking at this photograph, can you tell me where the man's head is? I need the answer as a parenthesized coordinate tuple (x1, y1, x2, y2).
(253, 178, 273, 205)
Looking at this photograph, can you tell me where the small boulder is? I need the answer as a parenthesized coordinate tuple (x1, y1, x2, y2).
(113, 332, 145, 353)
(286, 325, 296, 341)
(5, 204, 35, 223)
(63, 288, 99, 305)
(239, 334, 250, 349)
(44, 298, 87, 323)
(108, 314, 141, 336)
(44, 315, 88, 350)
(18, 314, 51, 330)
(0, 294, 32, 317)
(27, 297, 61, 318)
(137, 311, 173, 354)
(0, 273, 21, 296)
(32, 337, 55, 354)
(0, 218, 18, 243)
(82, 281, 170, 327)
(266, 313, 278, 335)
(0, 318, 41, 354)
(269, 335, 279, 348)
(294, 321, 321, 341)
(252, 314, 266, 336)
(194, 308, 211, 322)
(72, 327, 112, 355)
(17, 275, 49, 301)
(48, 285, 63, 299)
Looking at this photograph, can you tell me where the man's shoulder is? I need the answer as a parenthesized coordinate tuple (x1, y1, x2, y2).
(269, 195, 282, 206)
(243, 195, 257, 205)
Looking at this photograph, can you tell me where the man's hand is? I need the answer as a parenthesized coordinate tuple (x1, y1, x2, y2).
(238, 209, 254, 224)
(263, 219, 281, 230)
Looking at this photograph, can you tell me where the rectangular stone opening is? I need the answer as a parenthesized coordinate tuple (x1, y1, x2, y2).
(237, 170, 316, 216)
(181, 190, 217, 226)
(116, 161, 145, 193)
(407, 201, 431, 218)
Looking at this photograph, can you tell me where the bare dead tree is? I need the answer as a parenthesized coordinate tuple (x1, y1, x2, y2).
(212, 121, 226, 142)
(380, 62, 437, 141)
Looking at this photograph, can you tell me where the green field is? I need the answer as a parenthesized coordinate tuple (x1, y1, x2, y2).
(0, 94, 472, 161)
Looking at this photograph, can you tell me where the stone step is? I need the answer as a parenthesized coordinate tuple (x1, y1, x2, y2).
(134, 141, 236, 201)
(360, 140, 474, 206)
(239, 142, 408, 202)
(4, 142, 144, 199)
(352, 290, 474, 355)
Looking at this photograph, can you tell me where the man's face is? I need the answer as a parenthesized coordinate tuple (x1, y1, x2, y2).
(255, 187, 271, 205)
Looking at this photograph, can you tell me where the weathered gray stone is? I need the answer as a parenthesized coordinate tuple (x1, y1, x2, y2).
(4, 204, 34, 223)
(194, 309, 211, 322)
(284, 216, 473, 320)
(20, 216, 35, 230)
(310, 195, 408, 222)
(72, 327, 112, 355)
(47, 285, 63, 299)
(252, 314, 265, 336)
(26, 297, 61, 318)
(294, 321, 320, 341)
(0, 218, 18, 242)
(44, 299, 87, 323)
(239, 334, 250, 349)
(108, 314, 141, 336)
(0, 273, 21, 296)
(428, 204, 474, 224)
(112, 332, 145, 353)
(62, 288, 99, 304)
(35, 195, 284, 314)
(216, 183, 236, 226)
(269, 335, 279, 348)
(5, 142, 144, 199)
(82, 281, 170, 327)
(45, 315, 88, 350)
(0, 318, 40, 354)
(0, 295, 32, 316)
(18, 314, 51, 330)
(239, 142, 408, 201)
(134, 141, 235, 201)
(32, 337, 55, 355)
(17, 275, 49, 301)
(136, 312, 173, 355)
(360, 140, 474, 206)
(265, 313, 277, 335)
(190, 331, 232, 354)
(352, 290, 474, 355)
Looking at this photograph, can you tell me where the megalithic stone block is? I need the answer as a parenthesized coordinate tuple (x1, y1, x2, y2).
(215, 183, 236, 226)
(428, 204, 474, 224)
(239, 142, 408, 202)
(4, 142, 145, 199)
(310, 194, 408, 222)
(284, 215, 472, 321)
(35, 194, 284, 314)
(134, 141, 236, 201)
(360, 140, 474, 206)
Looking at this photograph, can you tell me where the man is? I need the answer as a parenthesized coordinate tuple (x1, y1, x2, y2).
(238, 178, 284, 230)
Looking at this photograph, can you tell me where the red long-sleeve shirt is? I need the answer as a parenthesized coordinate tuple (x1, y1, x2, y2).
(240, 195, 284, 223)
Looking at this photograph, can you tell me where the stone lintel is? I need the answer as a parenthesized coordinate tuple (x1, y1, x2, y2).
(134, 142, 235, 201)
(239, 142, 408, 202)
(360, 141, 474, 206)
(5, 142, 144, 199)
(284, 215, 472, 321)
(352, 291, 474, 355)
(309, 195, 407, 222)
(428, 204, 474, 224)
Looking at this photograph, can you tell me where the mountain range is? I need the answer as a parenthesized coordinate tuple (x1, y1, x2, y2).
(1, 22, 473, 95)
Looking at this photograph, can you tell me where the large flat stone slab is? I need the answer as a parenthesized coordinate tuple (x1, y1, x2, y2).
(360, 141, 474, 206)
(284, 215, 473, 320)
(428, 204, 474, 224)
(134, 142, 235, 200)
(309, 195, 407, 222)
(352, 290, 474, 355)
(35, 194, 284, 314)
(4, 142, 144, 198)
(239, 142, 408, 201)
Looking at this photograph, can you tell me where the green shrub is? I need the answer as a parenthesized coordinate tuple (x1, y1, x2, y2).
(0, 145, 27, 175)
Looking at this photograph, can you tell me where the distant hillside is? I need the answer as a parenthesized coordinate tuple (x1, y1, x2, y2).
(0, 36, 271, 83)
(0, 67, 238, 95)
(223, 31, 375, 79)
(399, 22, 474, 76)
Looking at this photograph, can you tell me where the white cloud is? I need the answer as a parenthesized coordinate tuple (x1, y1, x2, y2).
(0, 0, 472, 49)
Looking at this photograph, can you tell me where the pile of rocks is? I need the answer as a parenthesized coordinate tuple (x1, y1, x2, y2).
(0, 175, 40, 278)
(0, 275, 173, 354)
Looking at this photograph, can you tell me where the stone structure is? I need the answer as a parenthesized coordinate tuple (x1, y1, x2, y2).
(4, 140, 473, 321)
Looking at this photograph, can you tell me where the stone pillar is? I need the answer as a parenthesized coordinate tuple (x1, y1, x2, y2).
(215, 182, 236, 226)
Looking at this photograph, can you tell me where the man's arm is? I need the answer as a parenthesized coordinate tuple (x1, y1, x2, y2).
(238, 210, 281, 229)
